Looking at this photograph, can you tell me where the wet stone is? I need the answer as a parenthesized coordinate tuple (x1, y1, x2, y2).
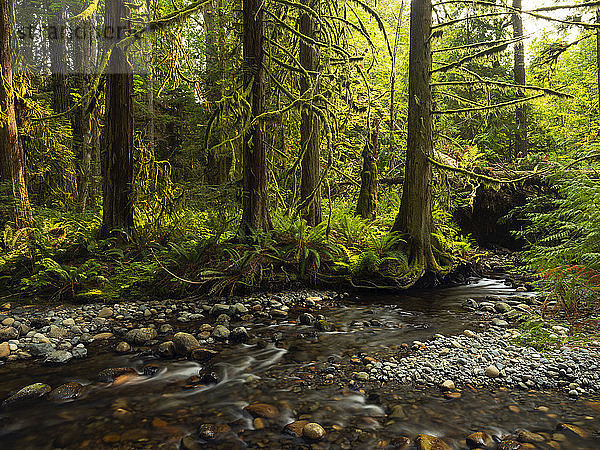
(299, 313, 315, 325)
(485, 365, 500, 378)
(211, 325, 230, 340)
(284, 420, 309, 437)
(556, 423, 589, 439)
(466, 431, 493, 449)
(244, 402, 280, 419)
(2, 383, 51, 406)
(158, 341, 175, 357)
(97, 367, 137, 383)
(0, 342, 10, 358)
(389, 436, 411, 448)
(516, 429, 545, 443)
(124, 327, 157, 344)
(115, 341, 131, 353)
(230, 326, 250, 344)
(303, 422, 326, 441)
(198, 423, 232, 440)
(173, 332, 199, 355)
(44, 350, 73, 365)
(190, 347, 218, 361)
(98, 307, 114, 318)
(48, 382, 84, 401)
(415, 433, 451, 450)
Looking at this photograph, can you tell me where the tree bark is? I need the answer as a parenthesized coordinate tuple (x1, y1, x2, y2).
(392, 0, 438, 270)
(299, 0, 321, 226)
(356, 117, 379, 219)
(46, 1, 70, 114)
(0, 0, 33, 228)
(74, 12, 98, 211)
(101, 0, 134, 237)
(204, 0, 230, 185)
(239, 0, 271, 236)
(597, 9, 600, 121)
(512, 0, 527, 158)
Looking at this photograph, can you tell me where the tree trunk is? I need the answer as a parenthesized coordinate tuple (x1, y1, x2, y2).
(0, 0, 33, 228)
(204, 1, 230, 185)
(357, 118, 379, 219)
(46, 1, 70, 114)
(299, 0, 321, 226)
(74, 13, 98, 211)
(101, 0, 134, 238)
(597, 9, 600, 121)
(239, 0, 271, 236)
(392, 0, 438, 270)
(512, 0, 527, 158)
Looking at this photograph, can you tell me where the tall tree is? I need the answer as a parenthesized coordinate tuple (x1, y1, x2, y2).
(0, 0, 33, 228)
(512, 0, 527, 157)
(46, 0, 70, 114)
(356, 117, 379, 220)
(392, 0, 438, 271)
(298, 0, 321, 226)
(204, 0, 230, 185)
(101, 0, 134, 237)
(73, 11, 99, 211)
(239, 0, 271, 236)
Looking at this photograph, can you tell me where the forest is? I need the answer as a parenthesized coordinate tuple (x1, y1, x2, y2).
(0, 0, 598, 305)
(3, 0, 600, 448)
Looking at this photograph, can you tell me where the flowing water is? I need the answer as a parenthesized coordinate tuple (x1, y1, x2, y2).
(1, 278, 599, 449)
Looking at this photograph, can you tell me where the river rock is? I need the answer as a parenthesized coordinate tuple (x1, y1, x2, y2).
(98, 307, 114, 318)
(497, 441, 529, 450)
(303, 422, 326, 440)
(25, 342, 54, 356)
(72, 344, 87, 359)
(210, 304, 230, 316)
(466, 431, 493, 448)
(211, 325, 230, 340)
(190, 347, 218, 361)
(44, 350, 73, 365)
(415, 434, 451, 450)
(230, 327, 249, 344)
(389, 436, 412, 448)
(158, 341, 175, 357)
(516, 429, 545, 443)
(48, 325, 67, 339)
(463, 330, 477, 338)
(299, 313, 315, 325)
(2, 383, 51, 406)
(115, 341, 131, 353)
(441, 380, 455, 391)
(197, 423, 232, 440)
(48, 382, 84, 401)
(173, 332, 199, 355)
(244, 402, 279, 419)
(284, 420, 309, 437)
(93, 332, 114, 340)
(124, 328, 157, 344)
(62, 318, 75, 327)
(485, 365, 500, 378)
(495, 302, 511, 313)
(97, 367, 137, 383)
(556, 423, 589, 439)
(0, 342, 9, 358)
(0, 327, 18, 341)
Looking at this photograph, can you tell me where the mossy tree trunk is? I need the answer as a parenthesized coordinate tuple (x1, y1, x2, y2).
(0, 0, 33, 228)
(392, 0, 438, 271)
(46, 0, 70, 115)
(512, 0, 527, 158)
(100, 0, 134, 238)
(74, 12, 98, 211)
(204, 0, 230, 185)
(239, 0, 271, 237)
(299, 0, 321, 226)
(356, 117, 379, 220)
